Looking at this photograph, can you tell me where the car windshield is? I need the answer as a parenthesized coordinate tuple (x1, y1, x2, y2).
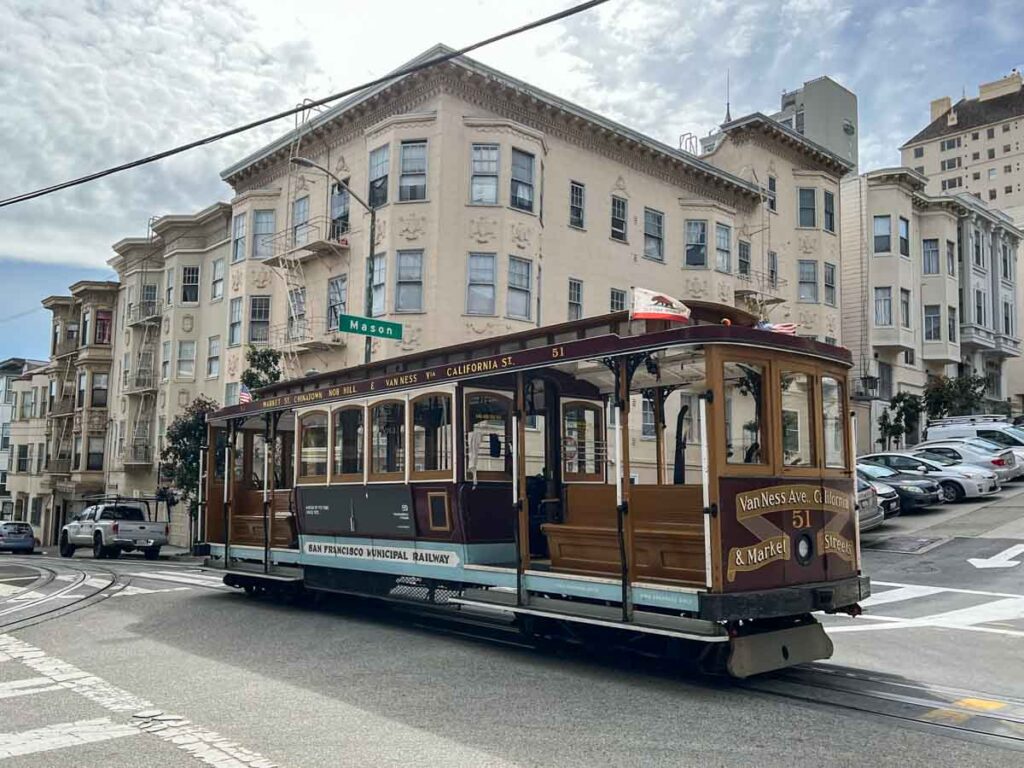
(917, 452, 957, 467)
(859, 463, 897, 479)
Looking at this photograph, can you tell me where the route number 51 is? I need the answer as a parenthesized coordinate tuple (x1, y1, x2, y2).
(792, 510, 811, 529)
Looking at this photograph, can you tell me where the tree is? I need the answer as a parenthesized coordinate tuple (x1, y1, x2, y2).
(888, 392, 923, 446)
(241, 346, 282, 395)
(876, 408, 905, 451)
(160, 396, 219, 526)
(923, 374, 987, 419)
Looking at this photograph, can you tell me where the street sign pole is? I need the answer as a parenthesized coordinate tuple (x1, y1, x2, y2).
(364, 208, 375, 365)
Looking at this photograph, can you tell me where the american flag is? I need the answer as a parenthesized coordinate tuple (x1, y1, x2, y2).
(755, 320, 797, 335)
(239, 383, 253, 404)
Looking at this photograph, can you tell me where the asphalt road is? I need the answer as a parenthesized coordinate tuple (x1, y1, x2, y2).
(1, 486, 1023, 767)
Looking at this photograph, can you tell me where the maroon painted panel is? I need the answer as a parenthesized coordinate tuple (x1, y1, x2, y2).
(718, 476, 856, 593)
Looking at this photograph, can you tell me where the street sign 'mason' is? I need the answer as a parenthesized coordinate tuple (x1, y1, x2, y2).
(337, 313, 403, 340)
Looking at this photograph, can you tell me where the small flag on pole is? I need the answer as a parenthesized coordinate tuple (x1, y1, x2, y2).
(755, 320, 797, 335)
(630, 287, 691, 323)
(239, 383, 253, 404)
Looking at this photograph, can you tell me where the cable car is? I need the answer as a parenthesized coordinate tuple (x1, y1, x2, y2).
(201, 303, 868, 677)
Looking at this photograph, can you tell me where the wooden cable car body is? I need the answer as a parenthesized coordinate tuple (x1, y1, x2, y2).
(203, 307, 869, 677)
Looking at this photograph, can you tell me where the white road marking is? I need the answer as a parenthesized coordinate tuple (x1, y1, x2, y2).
(0, 576, 37, 583)
(0, 717, 138, 759)
(871, 580, 1024, 599)
(132, 571, 230, 589)
(860, 584, 945, 608)
(111, 585, 191, 597)
(0, 635, 277, 767)
(0, 584, 25, 597)
(0, 676, 64, 699)
(967, 543, 1024, 569)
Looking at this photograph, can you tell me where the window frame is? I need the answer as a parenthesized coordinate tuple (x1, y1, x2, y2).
(507, 256, 532, 321)
(898, 217, 910, 257)
(249, 295, 271, 346)
(900, 288, 911, 328)
(610, 196, 628, 242)
(297, 410, 330, 483)
(715, 222, 732, 273)
(824, 262, 836, 306)
(228, 297, 242, 347)
(410, 391, 455, 481)
(211, 258, 225, 300)
(873, 215, 891, 253)
(395, 249, 424, 313)
(368, 398, 406, 482)
(470, 143, 499, 205)
(181, 265, 200, 304)
(176, 340, 197, 378)
(568, 278, 583, 321)
(368, 144, 390, 208)
(569, 181, 585, 229)
(823, 190, 835, 233)
(643, 207, 665, 262)
(797, 187, 816, 228)
(684, 219, 707, 267)
(466, 253, 496, 316)
(253, 209, 276, 259)
(398, 140, 427, 202)
(922, 239, 939, 275)
(463, 389, 513, 482)
(207, 335, 221, 378)
(874, 286, 893, 326)
(327, 275, 348, 332)
(330, 405, 365, 484)
(510, 148, 535, 213)
(231, 213, 247, 263)
(371, 253, 387, 317)
(797, 259, 818, 302)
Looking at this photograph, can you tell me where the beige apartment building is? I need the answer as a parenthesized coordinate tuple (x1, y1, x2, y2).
(103, 203, 232, 547)
(216, 45, 850, 398)
(6, 366, 56, 544)
(1, 358, 47, 521)
(41, 282, 118, 533)
(841, 168, 1022, 451)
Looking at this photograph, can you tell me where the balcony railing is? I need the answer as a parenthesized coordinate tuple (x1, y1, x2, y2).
(125, 370, 157, 393)
(48, 458, 73, 475)
(127, 300, 163, 325)
(262, 215, 351, 264)
(123, 444, 153, 466)
(49, 397, 74, 416)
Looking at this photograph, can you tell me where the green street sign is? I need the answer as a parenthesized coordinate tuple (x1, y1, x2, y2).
(338, 313, 403, 340)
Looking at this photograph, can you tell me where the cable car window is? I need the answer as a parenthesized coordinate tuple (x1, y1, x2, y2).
(412, 393, 452, 479)
(723, 362, 766, 465)
(252, 434, 267, 489)
(370, 401, 405, 478)
(781, 371, 814, 467)
(465, 392, 511, 480)
(562, 401, 605, 481)
(299, 412, 328, 479)
(332, 407, 365, 481)
(822, 376, 846, 469)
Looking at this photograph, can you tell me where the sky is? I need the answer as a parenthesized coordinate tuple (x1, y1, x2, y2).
(2, 0, 1023, 357)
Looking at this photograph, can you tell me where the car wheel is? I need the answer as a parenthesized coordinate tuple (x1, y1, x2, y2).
(143, 547, 160, 561)
(93, 536, 107, 560)
(59, 534, 75, 558)
(941, 481, 965, 503)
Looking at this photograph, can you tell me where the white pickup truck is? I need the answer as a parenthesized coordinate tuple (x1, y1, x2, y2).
(60, 503, 169, 560)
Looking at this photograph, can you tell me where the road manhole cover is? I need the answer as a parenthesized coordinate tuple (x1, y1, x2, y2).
(866, 536, 949, 554)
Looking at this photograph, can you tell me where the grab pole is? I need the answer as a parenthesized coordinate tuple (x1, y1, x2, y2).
(698, 394, 713, 589)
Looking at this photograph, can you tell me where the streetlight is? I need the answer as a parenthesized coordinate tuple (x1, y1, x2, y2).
(290, 156, 376, 365)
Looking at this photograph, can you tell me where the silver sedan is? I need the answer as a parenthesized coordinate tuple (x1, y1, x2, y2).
(859, 451, 1000, 502)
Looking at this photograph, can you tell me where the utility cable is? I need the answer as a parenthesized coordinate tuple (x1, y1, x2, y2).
(0, 0, 609, 209)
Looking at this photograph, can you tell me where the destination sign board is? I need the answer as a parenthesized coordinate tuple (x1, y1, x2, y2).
(338, 313, 403, 340)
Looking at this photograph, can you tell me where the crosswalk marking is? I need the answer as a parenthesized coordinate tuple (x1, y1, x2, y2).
(0, 584, 25, 597)
(860, 584, 945, 608)
(131, 571, 229, 590)
(0, 717, 138, 759)
(0, 677, 64, 699)
(112, 585, 191, 598)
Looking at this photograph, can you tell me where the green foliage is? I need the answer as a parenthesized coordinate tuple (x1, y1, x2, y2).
(923, 374, 988, 419)
(887, 392, 923, 446)
(240, 346, 282, 395)
(160, 396, 219, 517)
(876, 407, 906, 451)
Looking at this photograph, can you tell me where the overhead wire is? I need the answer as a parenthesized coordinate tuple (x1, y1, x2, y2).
(0, 0, 609, 210)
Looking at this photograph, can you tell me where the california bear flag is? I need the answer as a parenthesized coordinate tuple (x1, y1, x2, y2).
(630, 287, 691, 322)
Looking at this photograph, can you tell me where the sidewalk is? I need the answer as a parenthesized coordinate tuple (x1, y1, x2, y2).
(35, 544, 204, 563)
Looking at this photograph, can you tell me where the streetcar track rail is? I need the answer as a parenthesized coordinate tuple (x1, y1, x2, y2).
(0, 559, 127, 632)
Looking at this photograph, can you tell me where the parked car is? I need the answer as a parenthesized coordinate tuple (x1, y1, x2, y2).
(856, 477, 885, 532)
(60, 503, 168, 560)
(858, 451, 1000, 502)
(912, 439, 1023, 483)
(918, 434, 1024, 475)
(857, 463, 942, 511)
(925, 416, 1024, 451)
(870, 480, 901, 518)
(0, 522, 35, 554)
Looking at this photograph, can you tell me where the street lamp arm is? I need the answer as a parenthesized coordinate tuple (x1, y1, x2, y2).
(290, 156, 374, 214)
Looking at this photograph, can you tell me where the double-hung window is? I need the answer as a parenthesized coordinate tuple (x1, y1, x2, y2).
(948, 306, 958, 341)
(568, 279, 583, 320)
(975, 289, 986, 325)
(924, 306, 941, 341)
(466, 253, 496, 315)
(327, 276, 347, 330)
(253, 210, 275, 258)
(228, 298, 242, 347)
(399, 141, 427, 201)
(738, 241, 751, 276)
(207, 336, 221, 377)
(900, 288, 911, 328)
(368, 145, 389, 207)
(947, 240, 956, 276)
(899, 217, 910, 256)
(165, 268, 174, 305)
(177, 341, 196, 378)
(873, 215, 891, 253)
(161, 341, 171, 380)
(823, 190, 835, 233)
(824, 262, 836, 305)
(923, 239, 939, 275)
(287, 288, 306, 339)
(1002, 243, 1012, 279)
(874, 287, 892, 326)
(768, 251, 778, 287)
(798, 188, 816, 227)
(684, 220, 707, 267)
(211, 258, 224, 300)
(611, 196, 627, 242)
(644, 208, 664, 261)
(610, 288, 627, 312)
(371, 254, 386, 316)
(569, 181, 585, 228)
(1004, 301, 1014, 335)
(766, 176, 777, 212)
(95, 310, 112, 345)
(232, 214, 246, 262)
(470, 144, 499, 204)
(329, 184, 349, 239)
(798, 260, 818, 302)
(715, 223, 731, 272)
(91, 373, 108, 408)
(181, 266, 199, 303)
(249, 296, 270, 345)
(395, 250, 423, 312)
(973, 229, 982, 266)
(292, 196, 310, 246)
(507, 257, 532, 320)
(510, 149, 534, 212)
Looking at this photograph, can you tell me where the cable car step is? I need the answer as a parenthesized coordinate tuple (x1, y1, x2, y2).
(455, 589, 726, 641)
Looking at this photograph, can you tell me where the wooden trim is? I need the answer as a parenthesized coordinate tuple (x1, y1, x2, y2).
(654, 387, 665, 485)
(329, 404, 366, 484)
(408, 391, 455, 482)
(367, 398, 406, 483)
(426, 490, 451, 532)
(296, 409, 329, 484)
(776, 361, 820, 478)
(617, 367, 635, 586)
(714, 348, 777, 477)
(561, 399, 606, 483)
(515, 373, 529, 572)
(820, 369, 853, 476)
